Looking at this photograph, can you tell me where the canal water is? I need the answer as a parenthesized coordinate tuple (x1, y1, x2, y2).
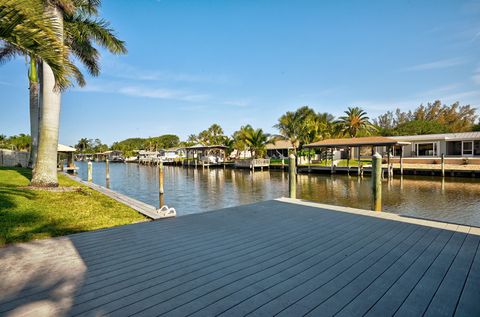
(76, 161, 480, 227)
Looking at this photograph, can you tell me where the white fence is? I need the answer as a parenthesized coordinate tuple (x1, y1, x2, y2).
(0, 149, 29, 167)
(234, 158, 270, 169)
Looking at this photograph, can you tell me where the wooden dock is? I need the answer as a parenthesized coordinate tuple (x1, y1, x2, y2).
(0, 199, 479, 316)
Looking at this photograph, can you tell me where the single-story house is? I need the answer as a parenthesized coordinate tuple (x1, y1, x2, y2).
(266, 140, 298, 158)
(389, 132, 480, 157)
(160, 148, 186, 161)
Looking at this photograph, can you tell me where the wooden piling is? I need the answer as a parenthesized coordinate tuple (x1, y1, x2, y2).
(441, 154, 445, 177)
(387, 150, 392, 178)
(330, 148, 335, 174)
(87, 161, 93, 182)
(400, 150, 403, 175)
(357, 147, 361, 176)
(105, 159, 110, 181)
(289, 154, 296, 199)
(158, 160, 164, 195)
(371, 152, 382, 211)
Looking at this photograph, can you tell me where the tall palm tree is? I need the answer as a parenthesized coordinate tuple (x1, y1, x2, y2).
(0, 0, 80, 88)
(31, 0, 126, 186)
(274, 106, 316, 152)
(302, 112, 336, 145)
(75, 138, 91, 152)
(206, 124, 224, 145)
(243, 127, 270, 158)
(336, 107, 377, 138)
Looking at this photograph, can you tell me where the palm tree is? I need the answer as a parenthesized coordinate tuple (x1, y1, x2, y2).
(75, 138, 91, 152)
(242, 127, 271, 158)
(336, 107, 377, 138)
(31, 0, 126, 186)
(0, 0, 80, 88)
(302, 112, 336, 145)
(274, 106, 316, 152)
(206, 124, 224, 145)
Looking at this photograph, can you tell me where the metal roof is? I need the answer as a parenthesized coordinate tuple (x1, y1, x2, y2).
(266, 140, 297, 150)
(391, 131, 480, 142)
(185, 144, 227, 150)
(305, 136, 409, 148)
(57, 144, 76, 152)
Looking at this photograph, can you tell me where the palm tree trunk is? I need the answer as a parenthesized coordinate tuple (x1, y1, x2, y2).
(28, 57, 39, 169)
(31, 7, 63, 187)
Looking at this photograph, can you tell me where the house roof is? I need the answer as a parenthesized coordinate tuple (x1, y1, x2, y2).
(57, 144, 76, 152)
(391, 132, 480, 142)
(185, 144, 227, 150)
(305, 136, 409, 148)
(266, 140, 298, 150)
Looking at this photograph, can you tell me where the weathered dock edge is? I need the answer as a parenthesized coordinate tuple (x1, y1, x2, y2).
(64, 173, 162, 220)
(276, 197, 480, 234)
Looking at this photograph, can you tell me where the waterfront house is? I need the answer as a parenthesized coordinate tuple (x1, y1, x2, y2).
(185, 144, 227, 166)
(160, 148, 186, 162)
(266, 140, 297, 158)
(389, 132, 480, 158)
(95, 150, 124, 162)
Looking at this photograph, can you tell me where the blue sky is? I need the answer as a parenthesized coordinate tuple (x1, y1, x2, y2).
(1, 0, 480, 146)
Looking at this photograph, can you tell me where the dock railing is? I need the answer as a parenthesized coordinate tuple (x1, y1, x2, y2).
(234, 158, 271, 169)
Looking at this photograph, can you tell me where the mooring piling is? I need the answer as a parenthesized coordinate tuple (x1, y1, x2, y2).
(105, 159, 110, 181)
(441, 153, 445, 177)
(371, 152, 382, 211)
(87, 161, 93, 182)
(289, 154, 296, 199)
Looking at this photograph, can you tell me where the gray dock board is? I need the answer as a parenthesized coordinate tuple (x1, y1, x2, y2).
(424, 234, 480, 317)
(393, 231, 467, 316)
(335, 227, 446, 317)
(0, 199, 479, 317)
(454, 236, 480, 317)
(69, 207, 364, 315)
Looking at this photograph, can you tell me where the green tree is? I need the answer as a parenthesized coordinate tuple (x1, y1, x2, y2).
(394, 120, 450, 135)
(75, 138, 91, 152)
(275, 106, 317, 152)
(302, 112, 336, 145)
(0, 0, 80, 88)
(242, 127, 271, 158)
(336, 107, 377, 138)
(31, 0, 126, 187)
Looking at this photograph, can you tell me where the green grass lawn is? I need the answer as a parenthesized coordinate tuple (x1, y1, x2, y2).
(0, 167, 146, 247)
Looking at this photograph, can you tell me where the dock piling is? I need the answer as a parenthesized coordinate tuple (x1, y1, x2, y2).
(289, 154, 296, 199)
(372, 152, 382, 211)
(87, 161, 93, 182)
(400, 151, 403, 175)
(441, 154, 445, 177)
(105, 159, 110, 181)
(158, 160, 164, 195)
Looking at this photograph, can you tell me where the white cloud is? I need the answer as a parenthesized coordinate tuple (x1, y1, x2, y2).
(74, 82, 210, 102)
(223, 99, 250, 107)
(101, 58, 230, 84)
(402, 58, 466, 71)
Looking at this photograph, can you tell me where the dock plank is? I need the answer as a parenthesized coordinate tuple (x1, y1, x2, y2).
(0, 199, 478, 317)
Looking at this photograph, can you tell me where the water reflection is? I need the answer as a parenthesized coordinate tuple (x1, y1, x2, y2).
(76, 162, 480, 226)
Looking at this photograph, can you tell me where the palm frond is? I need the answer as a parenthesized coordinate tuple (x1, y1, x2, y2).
(0, 0, 74, 90)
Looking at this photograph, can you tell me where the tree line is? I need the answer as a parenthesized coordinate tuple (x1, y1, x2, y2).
(2, 100, 479, 160)
(71, 100, 480, 159)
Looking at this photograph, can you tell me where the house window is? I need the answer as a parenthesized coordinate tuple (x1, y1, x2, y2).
(415, 143, 436, 156)
(462, 141, 474, 156)
(392, 145, 403, 157)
